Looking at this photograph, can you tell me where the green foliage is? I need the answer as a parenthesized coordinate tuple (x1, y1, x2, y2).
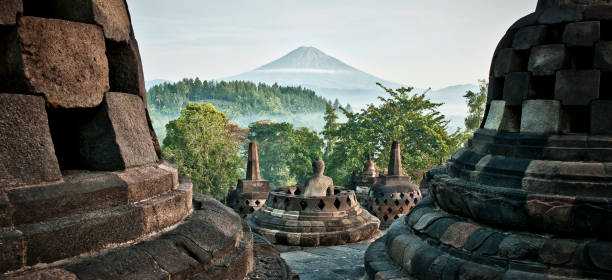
(162, 103, 242, 200)
(322, 83, 466, 186)
(463, 79, 488, 131)
(147, 79, 332, 142)
(248, 121, 323, 188)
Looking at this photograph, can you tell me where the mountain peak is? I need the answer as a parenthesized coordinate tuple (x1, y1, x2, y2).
(256, 46, 356, 71)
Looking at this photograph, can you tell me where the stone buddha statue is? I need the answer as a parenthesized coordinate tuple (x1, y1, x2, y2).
(302, 157, 334, 197)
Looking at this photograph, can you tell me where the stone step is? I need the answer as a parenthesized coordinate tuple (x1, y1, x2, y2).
(5, 162, 178, 226)
(2, 194, 256, 280)
(0, 182, 191, 271)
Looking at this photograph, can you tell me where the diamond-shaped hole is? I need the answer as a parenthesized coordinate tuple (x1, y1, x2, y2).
(400, 193, 405, 199)
(383, 215, 389, 221)
(393, 215, 399, 220)
(378, 207, 382, 211)
(383, 199, 388, 205)
(410, 193, 414, 198)
(245, 200, 250, 205)
(387, 207, 393, 213)
(398, 207, 404, 213)
(249, 207, 255, 213)
(394, 199, 400, 206)
(413, 198, 418, 204)
(334, 198, 341, 209)
(255, 200, 261, 206)
(300, 200, 308, 210)
(238, 206, 244, 212)
(318, 199, 325, 210)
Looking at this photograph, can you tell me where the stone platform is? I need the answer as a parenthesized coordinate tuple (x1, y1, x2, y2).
(246, 186, 380, 247)
(365, 195, 612, 280)
(3, 194, 254, 280)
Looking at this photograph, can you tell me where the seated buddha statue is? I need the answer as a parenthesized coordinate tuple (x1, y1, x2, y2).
(302, 157, 334, 197)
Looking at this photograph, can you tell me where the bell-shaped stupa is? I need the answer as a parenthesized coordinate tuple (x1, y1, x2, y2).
(226, 142, 271, 217)
(348, 155, 380, 209)
(368, 142, 422, 229)
(247, 158, 380, 247)
(0, 1, 259, 278)
(365, 1, 612, 279)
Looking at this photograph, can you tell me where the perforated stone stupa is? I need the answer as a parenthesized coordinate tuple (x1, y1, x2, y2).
(0, 1, 257, 279)
(247, 158, 380, 247)
(369, 142, 422, 229)
(365, 1, 612, 279)
(348, 155, 379, 209)
(226, 142, 271, 218)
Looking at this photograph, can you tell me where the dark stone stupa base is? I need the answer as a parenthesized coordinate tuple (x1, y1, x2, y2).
(365, 195, 612, 280)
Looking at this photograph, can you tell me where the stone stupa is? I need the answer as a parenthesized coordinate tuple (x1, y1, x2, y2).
(0, 1, 270, 279)
(348, 155, 380, 208)
(247, 158, 381, 247)
(226, 142, 271, 218)
(368, 142, 422, 229)
(365, 1, 612, 279)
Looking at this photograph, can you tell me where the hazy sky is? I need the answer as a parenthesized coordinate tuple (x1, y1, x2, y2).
(127, 0, 537, 89)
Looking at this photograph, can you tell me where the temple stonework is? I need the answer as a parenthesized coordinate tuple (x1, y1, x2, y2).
(0, 1, 293, 279)
(368, 142, 422, 229)
(348, 155, 379, 209)
(247, 158, 381, 247)
(365, 1, 612, 279)
(226, 142, 271, 217)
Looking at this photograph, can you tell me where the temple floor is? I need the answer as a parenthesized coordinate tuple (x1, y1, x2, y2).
(280, 242, 372, 280)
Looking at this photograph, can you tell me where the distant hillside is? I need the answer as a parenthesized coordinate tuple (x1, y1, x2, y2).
(147, 79, 336, 143)
(223, 46, 403, 109)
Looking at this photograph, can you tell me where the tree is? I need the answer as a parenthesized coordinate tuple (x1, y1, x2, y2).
(463, 80, 488, 131)
(288, 127, 324, 184)
(248, 121, 295, 187)
(322, 83, 466, 185)
(248, 121, 324, 188)
(162, 103, 242, 200)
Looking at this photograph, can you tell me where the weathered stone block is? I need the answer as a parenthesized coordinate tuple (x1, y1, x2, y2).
(66, 248, 169, 280)
(555, 69, 600, 106)
(594, 41, 612, 71)
(80, 92, 158, 171)
(8, 171, 127, 225)
(562, 21, 600, 47)
(483, 100, 520, 132)
(494, 48, 524, 78)
(513, 25, 548, 50)
(0, 0, 22, 26)
(238, 180, 270, 193)
(10, 17, 109, 108)
(0, 230, 24, 273)
(23, 0, 131, 42)
(584, 4, 612, 20)
(91, 0, 132, 42)
(521, 100, 563, 134)
(0, 94, 61, 188)
(3, 268, 77, 280)
(107, 35, 147, 104)
(0, 192, 12, 227)
(538, 6, 583, 24)
(591, 100, 612, 134)
(528, 44, 569, 76)
(504, 72, 533, 105)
